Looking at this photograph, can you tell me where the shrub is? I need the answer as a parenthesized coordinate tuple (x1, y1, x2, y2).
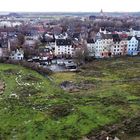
(49, 104, 74, 119)
(0, 59, 52, 76)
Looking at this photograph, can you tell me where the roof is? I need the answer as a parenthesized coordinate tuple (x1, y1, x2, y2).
(56, 39, 72, 46)
(112, 34, 121, 42)
(127, 36, 133, 40)
(87, 39, 95, 43)
(127, 36, 139, 41)
(100, 33, 112, 39)
(72, 32, 81, 39)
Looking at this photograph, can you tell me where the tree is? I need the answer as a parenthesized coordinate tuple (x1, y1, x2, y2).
(74, 41, 90, 66)
(17, 33, 25, 47)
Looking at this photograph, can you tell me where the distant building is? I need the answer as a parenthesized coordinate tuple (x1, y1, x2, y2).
(129, 28, 140, 37)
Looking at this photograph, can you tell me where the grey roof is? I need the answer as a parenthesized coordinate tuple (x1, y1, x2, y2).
(56, 39, 72, 46)
(87, 39, 95, 43)
(100, 33, 113, 39)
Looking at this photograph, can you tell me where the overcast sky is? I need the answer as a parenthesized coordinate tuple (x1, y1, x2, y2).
(0, 0, 140, 12)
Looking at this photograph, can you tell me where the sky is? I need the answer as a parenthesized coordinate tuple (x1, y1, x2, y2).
(0, 0, 140, 12)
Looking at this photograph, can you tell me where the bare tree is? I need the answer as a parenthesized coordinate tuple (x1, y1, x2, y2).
(74, 41, 90, 66)
(17, 33, 25, 48)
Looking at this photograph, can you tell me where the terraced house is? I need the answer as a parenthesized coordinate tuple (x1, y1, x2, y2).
(87, 32, 113, 58)
(127, 36, 139, 55)
(87, 32, 130, 58)
(111, 34, 127, 56)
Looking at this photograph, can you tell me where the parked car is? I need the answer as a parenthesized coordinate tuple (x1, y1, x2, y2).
(57, 60, 64, 66)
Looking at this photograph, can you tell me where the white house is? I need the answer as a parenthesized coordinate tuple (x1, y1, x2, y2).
(127, 36, 139, 55)
(129, 28, 140, 37)
(10, 49, 24, 60)
(0, 21, 22, 27)
(54, 39, 74, 58)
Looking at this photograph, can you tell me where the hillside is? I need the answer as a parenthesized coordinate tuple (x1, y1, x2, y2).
(0, 56, 140, 139)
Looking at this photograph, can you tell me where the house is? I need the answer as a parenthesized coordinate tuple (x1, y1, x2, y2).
(111, 34, 127, 56)
(24, 37, 36, 48)
(129, 28, 140, 37)
(10, 49, 24, 60)
(127, 36, 139, 56)
(39, 46, 54, 60)
(55, 39, 74, 58)
(87, 39, 95, 57)
(87, 32, 129, 58)
(93, 33, 113, 58)
(87, 32, 113, 58)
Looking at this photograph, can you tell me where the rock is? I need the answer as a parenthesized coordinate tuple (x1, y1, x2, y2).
(114, 136, 120, 140)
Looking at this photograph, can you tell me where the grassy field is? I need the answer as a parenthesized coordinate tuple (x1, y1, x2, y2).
(0, 56, 140, 139)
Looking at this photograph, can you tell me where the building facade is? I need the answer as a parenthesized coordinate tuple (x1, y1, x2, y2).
(55, 39, 74, 58)
(127, 36, 139, 55)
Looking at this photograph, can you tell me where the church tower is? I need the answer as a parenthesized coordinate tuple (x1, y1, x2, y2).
(100, 9, 104, 17)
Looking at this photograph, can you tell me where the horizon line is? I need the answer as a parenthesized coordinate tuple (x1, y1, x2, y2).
(0, 11, 140, 13)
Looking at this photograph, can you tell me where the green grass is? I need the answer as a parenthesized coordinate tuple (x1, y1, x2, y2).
(0, 56, 140, 139)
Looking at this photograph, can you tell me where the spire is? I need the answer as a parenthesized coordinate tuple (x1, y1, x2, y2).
(100, 9, 103, 16)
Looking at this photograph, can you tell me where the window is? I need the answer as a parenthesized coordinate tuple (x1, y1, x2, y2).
(117, 49, 119, 51)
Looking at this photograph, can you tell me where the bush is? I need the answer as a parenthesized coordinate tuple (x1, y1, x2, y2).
(17, 85, 41, 98)
(49, 104, 74, 119)
(22, 74, 41, 82)
(0, 59, 52, 76)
